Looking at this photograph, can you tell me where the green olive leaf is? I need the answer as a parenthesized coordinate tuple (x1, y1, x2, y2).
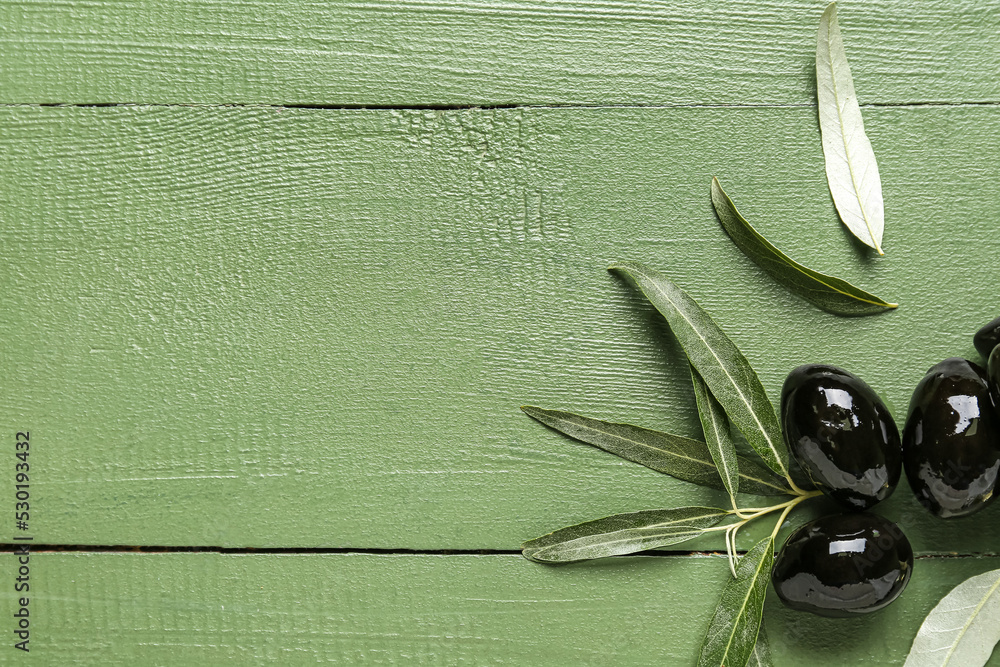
(521, 506, 729, 563)
(691, 365, 740, 503)
(521, 406, 791, 496)
(608, 261, 789, 480)
(904, 567, 1000, 667)
(747, 626, 774, 667)
(711, 177, 897, 316)
(698, 537, 774, 667)
(817, 2, 885, 254)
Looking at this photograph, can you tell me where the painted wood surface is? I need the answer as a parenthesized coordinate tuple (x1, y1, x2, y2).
(2, 104, 999, 553)
(2, 1, 1000, 663)
(1, 0, 998, 105)
(0, 552, 996, 665)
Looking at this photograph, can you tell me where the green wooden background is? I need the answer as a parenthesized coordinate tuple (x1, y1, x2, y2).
(1, 0, 999, 664)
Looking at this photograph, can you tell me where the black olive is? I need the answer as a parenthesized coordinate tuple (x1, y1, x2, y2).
(989, 346, 1000, 414)
(772, 512, 913, 617)
(780, 364, 901, 510)
(974, 316, 1000, 360)
(902, 358, 1000, 518)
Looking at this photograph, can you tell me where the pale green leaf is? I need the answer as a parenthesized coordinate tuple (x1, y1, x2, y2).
(904, 567, 1000, 667)
(711, 177, 897, 316)
(522, 506, 729, 563)
(521, 406, 791, 496)
(817, 2, 885, 254)
(691, 365, 740, 502)
(698, 537, 774, 667)
(608, 261, 789, 479)
(747, 626, 773, 667)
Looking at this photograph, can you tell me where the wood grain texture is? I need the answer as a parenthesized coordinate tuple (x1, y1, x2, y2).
(1, 105, 1000, 552)
(1, 0, 999, 105)
(0, 552, 996, 665)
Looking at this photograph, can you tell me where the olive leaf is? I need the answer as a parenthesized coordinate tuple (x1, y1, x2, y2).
(691, 365, 740, 503)
(698, 537, 774, 667)
(521, 406, 791, 496)
(817, 2, 885, 254)
(609, 261, 790, 480)
(711, 177, 897, 316)
(747, 626, 774, 667)
(521, 506, 729, 563)
(903, 567, 1000, 667)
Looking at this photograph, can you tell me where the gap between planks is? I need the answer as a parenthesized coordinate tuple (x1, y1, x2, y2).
(1, 101, 999, 112)
(0, 544, 994, 559)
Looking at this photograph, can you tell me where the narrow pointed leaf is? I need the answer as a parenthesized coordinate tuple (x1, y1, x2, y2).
(609, 261, 789, 479)
(712, 177, 897, 316)
(817, 2, 885, 254)
(698, 537, 774, 667)
(691, 365, 740, 501)
(904, 568, 1000, 667)
(747, 626, 774, 667)
(521, 406, 791, 496)
(522, 506, 728, 563)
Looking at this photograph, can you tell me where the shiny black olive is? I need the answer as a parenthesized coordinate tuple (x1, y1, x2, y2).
(989, 346, 1000, 413)
(772, 512, 913, 617)
(902, 358, 1000, 518)
(781, 364, 901, 510)
(974, 316, 1000, 360)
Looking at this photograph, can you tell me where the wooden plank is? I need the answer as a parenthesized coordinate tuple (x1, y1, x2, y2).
(1, 105, 999, 551)
(1, 0, 998, 105)
(1, 551, 997, 664)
